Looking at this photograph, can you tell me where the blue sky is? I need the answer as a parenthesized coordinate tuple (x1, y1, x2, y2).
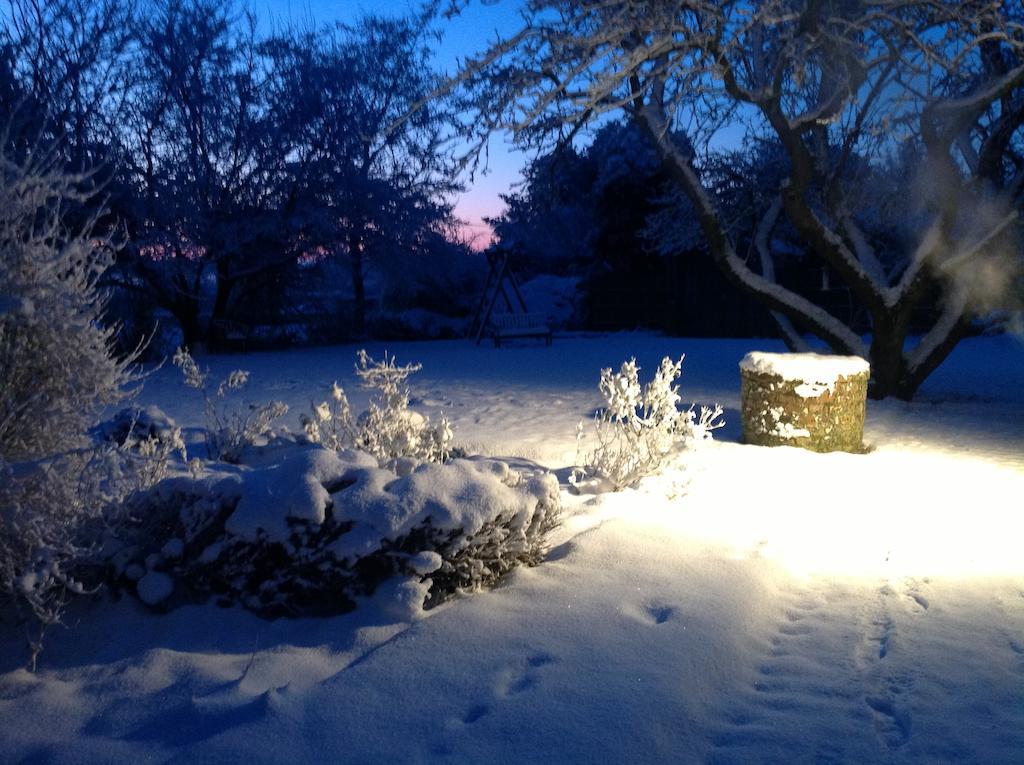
(254, 0, 530, 248)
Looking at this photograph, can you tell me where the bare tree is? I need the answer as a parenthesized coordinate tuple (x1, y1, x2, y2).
(2, 0, 136, 169)
(117, 0, 268, 345)
(105, 3, 461, 345)
(453, 0, 1024, 399)
(327, 14, 461, 336)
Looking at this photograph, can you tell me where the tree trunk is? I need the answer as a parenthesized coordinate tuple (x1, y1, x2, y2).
(867, 321, 909, 400)
(177, 308, 204, 351)
(209, 262, 236, 351)
(349, 231, 367, 339)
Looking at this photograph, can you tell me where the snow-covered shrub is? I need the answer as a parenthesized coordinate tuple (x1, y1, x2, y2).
(353, 350, 453, 463)
(93, 405, 183, 451)
(0, 442, 162, 668)
(92, 406, 188, 490)
(573, 356, 723, 491)
(302, 350, 453, 464)
(172, 347, 288, 463)
(302, 382, 357, 452)
(0, 148, 137, 461)
(1, 406, 186, 667)
(0, 141, 142, 666)
(113, 446, 559, 617)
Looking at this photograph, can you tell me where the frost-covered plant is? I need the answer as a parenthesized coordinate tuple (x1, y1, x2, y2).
(301, 382, 357, 451)
(116, 451, 559, 618)
(0, 442, 163, 669)
(302, 350, 453, 463)
(424, 470, 561, 607)
(172, 347, 287, 463)
(0, 138, 144, 667)
(1, 409, 181, 669)
(573, 356, 723, 491)
(354, 350, 453, 463)
(0, 143, 138, 461)
(93, 406, 188, 489)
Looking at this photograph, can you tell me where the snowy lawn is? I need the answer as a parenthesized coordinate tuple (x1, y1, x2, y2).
(2, 333, 1023, 763)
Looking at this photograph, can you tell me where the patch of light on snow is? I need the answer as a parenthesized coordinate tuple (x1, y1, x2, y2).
(650, 443, 1024, 582)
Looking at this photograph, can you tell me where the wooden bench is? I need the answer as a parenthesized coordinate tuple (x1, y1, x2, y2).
(489, 312, 552, 347)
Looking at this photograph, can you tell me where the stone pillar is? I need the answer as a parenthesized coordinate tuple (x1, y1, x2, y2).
(739, 352, 870, 453)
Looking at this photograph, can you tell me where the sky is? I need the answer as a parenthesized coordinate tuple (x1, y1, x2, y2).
(253, 0, 530, 249)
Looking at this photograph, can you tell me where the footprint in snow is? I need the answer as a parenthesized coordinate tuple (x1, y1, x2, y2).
(645, 603, 674, 625)
(856, 616, 895, 662)
(459, 653, 557, 725)
(527, 652, 555, 668)
(899, 578, 930, 614)
(855, 584, 915, 750)
(709, 584, 843, 757)
(905, 591, 929, 612)
(777, 620, 815, 637)
(461, 704, 490, 724)
(855, 590, 898, 669)
(865, 694, 912, 748)
(620, 600, 677, 627)
(498, 653, 556, 697)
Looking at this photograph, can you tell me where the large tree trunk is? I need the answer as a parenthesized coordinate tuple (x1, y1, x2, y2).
(176, 305, 204, 351)
(349, 230, 367, 339)
(868, 320, 911, 400)
(208, 261, 238, 351)
(636, 104, 978, 402)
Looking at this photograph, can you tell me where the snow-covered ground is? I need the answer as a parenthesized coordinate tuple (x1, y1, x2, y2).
(2, 332, 1023, 763)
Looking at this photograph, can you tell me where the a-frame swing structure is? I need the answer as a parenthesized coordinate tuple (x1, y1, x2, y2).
(469, 250, 551, 346)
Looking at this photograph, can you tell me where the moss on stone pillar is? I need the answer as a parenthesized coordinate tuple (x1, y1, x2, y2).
(739, 353, 869, 453)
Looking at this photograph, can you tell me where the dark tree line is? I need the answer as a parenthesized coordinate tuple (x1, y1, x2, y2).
(1, 0, 470, 352)
(489, 120, 778, 336)
(493, 119, 948, 341)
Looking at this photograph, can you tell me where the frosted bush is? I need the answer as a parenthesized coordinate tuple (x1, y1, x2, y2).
(0, 442, 164, 669)
(1, 408, 183, 668)
(0, 146, 138, 461)
(573, 356, 723, 491)
(302, 350, 453, 464)
(0, 139, 143, 667)
(115, 450, 560, 617)
(93, 406, 188, 490)
(172, 347, 288, 463)
(301, 382, 357, 452)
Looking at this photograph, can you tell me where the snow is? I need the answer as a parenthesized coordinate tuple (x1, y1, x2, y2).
(225, 447, 355, 541)
(766, 412, 811, 439)
(161, 538, 184, 559)
(2, 332, 1023, 763)
(517, 274, 581, 327)
(740, 351, 870, 395)
(326, 458, 556, 563)
(408, 550, 444, 575)
(135, 572, 174, 606)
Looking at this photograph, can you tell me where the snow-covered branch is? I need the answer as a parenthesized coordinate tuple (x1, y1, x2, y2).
(639, 101, 867, 356)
